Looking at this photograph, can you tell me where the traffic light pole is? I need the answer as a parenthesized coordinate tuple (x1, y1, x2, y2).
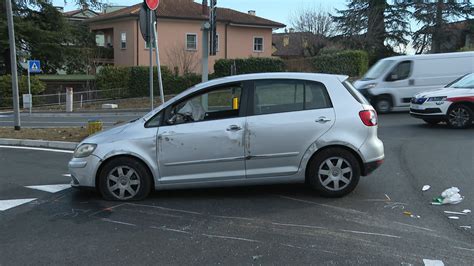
(148, 9, 154, 110)
(201, 25, 209, 83)
(6, 0, 21, 130)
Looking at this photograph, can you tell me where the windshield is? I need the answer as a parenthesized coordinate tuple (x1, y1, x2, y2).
(362, 60, 395, 80)
(449, 73, 474, 89)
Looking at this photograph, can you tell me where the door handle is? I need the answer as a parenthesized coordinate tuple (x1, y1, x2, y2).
(226, 125, 242, 131)
(316, 117, 331, 123)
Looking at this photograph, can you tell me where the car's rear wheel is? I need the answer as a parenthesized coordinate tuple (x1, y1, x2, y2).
(307, 148, 361, 198)
(98, 157, 152, 201)
(423, 118, 442, 125)
(375, 96, 392, 114)
(447, 104, 473, 129)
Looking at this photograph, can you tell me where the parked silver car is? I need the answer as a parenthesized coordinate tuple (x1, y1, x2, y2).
(69, 73, 384, 201)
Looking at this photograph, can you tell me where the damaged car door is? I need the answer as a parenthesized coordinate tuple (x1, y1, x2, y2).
(157, 83, 246, 183)
(245, 79, 335, 178)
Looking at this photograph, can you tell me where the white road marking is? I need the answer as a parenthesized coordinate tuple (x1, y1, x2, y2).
(62, 174, 71, 177)
(271, 222, 326, 230)
(278, 195, 366, 214)
(150, 226, 191, 234)
(26, 184, 71, 193)
(423, 259, 444, 266)
(202, 234, 260, 243)
(454, 246, 474, 252)
(101, 218, 136, 227)
(0, 145, 73, 153)
(0, 198, 36, 211)
(393, 222, 435, 232)
(443, 211, 467, 215)
(340, 229, 401, 239)
(126, 203, 203, 215)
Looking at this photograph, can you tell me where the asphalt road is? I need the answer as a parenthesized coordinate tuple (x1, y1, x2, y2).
(0, 113, 473, 265)
(0, 112, 144, 128)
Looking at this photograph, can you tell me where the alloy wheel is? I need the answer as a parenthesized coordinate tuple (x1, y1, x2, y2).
(107, 166, 141, 200)
(318, 157, 353, 191)
(448, 107, 470, 128)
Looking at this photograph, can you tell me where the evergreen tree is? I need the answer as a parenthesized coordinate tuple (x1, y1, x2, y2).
(333, 0, 410, 62)
(412, 0, 473, 54)
(1, 0, 101, 74)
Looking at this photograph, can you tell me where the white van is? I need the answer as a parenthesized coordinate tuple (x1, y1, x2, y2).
(353, 51, 474, 113)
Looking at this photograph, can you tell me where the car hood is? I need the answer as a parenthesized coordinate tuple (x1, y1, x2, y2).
(80, 122, 133, 145)
(414, 87, 474, 98)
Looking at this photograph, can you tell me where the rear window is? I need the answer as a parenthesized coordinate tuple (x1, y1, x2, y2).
(342, 81, 370, 105)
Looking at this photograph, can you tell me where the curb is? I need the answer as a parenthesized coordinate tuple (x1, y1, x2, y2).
(0, 138, 78, 150)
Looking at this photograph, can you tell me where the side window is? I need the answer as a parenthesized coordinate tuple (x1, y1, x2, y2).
(166, 85, 242, 125)
(305, 82, 332, 109)
(253, 80, 332, 115)
(145, 111, 163, 128)
(386, 61, 412, 82)
(254, 80, 304, 115)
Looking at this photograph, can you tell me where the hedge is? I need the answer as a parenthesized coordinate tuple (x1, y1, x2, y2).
(312, 50, 369, 77)
(96, 66, 201, 98)
(0, 75, 46, 107)
(214, 57, 285, 77)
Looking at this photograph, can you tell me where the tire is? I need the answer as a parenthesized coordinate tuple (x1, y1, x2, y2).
(375, 96, 392, 114)
(446, 104, 473, 129)
(423, 118, 442, 125)
(307, 148, 361, 198)
(98, 157, 153, 201)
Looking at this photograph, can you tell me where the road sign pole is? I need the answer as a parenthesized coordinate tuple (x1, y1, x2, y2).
(6, 0, 21, 130)
(27, 61, 32, 114)
(148, 9, 154, 110)
(153, 21, 165, 105)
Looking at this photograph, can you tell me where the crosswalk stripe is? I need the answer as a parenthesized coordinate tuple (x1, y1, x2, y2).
(26, 184, 71, 193)
(0, 198, 36, 211)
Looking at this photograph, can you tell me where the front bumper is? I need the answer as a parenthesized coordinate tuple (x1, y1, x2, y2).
(68, 155, 102, 188)
(410, 101, 449, 119)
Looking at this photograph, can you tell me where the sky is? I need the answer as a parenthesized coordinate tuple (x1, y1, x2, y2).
(52, 0, 348, 29)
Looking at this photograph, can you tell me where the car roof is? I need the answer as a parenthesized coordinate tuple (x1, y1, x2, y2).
(143, 72, 348, 120)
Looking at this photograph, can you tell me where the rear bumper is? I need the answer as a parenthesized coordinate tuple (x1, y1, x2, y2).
(362, 159, 384, 176)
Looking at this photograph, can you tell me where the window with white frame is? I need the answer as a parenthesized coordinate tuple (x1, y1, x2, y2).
(186, 33, 198, 51)
(120, 32, 127, 49)
(253, 37, 264, 52)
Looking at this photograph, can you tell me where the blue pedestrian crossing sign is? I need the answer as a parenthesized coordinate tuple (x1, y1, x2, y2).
(28, 60, 41, 73)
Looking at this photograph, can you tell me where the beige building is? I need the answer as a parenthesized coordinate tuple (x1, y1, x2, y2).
(87, 0, 285, 73)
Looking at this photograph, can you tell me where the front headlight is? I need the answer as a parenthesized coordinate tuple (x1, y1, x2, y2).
(427, 96, 447, 102)
(74, 144, 97, 158)
(362, 83, 377, 90)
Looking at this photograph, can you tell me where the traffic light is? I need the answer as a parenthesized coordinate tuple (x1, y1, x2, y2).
(209, 0, 217, 56)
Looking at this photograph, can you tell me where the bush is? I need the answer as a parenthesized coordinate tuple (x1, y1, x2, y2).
(214, 57, 285, 77)
(312, 50, 368, 77)
(0, 75, 45, 107)
(96, 66, 201, 98)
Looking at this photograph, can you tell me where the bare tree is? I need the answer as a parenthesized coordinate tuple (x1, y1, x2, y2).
(290, 6, 336, 37)
(165, 43, 199, 75)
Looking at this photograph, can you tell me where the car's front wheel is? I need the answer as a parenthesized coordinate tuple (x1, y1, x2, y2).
(446, 104, 473, 129)
(98, 157, 153, 201)
(307, 148, 361, 198)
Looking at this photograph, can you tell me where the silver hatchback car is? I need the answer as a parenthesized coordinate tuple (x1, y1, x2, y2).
(69, 73, 384, 201)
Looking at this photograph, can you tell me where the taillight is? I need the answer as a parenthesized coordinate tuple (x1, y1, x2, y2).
(359, 110, 378, 126)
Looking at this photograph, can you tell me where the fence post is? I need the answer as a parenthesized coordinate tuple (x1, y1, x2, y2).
(58, 92, 61, 106)
(66, 87, 73, 112)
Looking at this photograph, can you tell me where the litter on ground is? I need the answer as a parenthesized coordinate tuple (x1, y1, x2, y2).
(448, 216, 460, 220)
(459, 226, 471, 229)
(443, 211, 468, 215)
(431, 187, 464, 205)
(422, 185, 431, 192)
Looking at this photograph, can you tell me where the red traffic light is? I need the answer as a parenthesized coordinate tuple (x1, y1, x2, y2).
(145, 0, 159, 10)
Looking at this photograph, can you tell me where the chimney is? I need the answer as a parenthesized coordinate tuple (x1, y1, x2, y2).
(202, 0, 209, 16)
(82, 3, 89, 10)
(289, 28, 295, 33)
(248, 10, 256, 16)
